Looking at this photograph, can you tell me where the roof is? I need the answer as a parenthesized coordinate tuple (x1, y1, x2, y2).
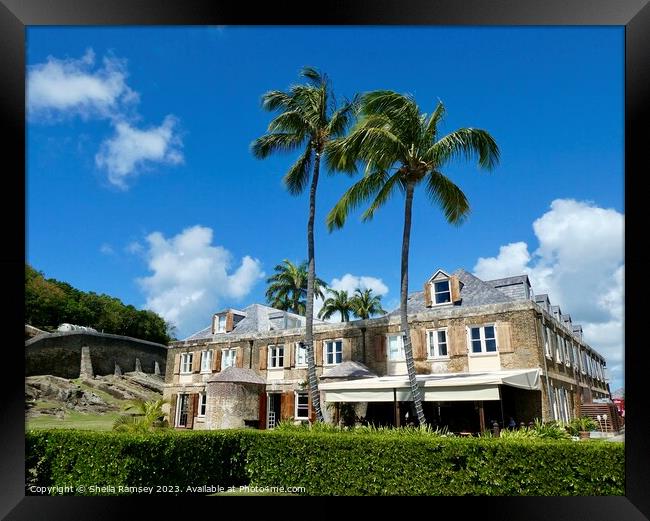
(387, 268, 513, 317)
(320, 361, 377, 380)
(207, 367, 265, 384)
(183, 303, 322, 341)
(486, 275, 531, 287)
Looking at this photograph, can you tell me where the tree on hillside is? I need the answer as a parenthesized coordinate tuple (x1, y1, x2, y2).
(252, 68, 356, 422)
(326, 92, 499, 425)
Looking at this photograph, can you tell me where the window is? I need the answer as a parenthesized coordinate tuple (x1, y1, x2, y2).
(295, 391, 309, 420)
(581, 351, 587, 374)
(555, 333, 563, 363)
(572, 344, 579, 370)
(427, 329, 448, 359)
(544, 326, 552, 358)
(216, 314, 227, 333)
(180, 353, 193, 374)
(432, 280, 451, 305)
(295, 342, 307, 367)
(221, 348, 236, 370)
(564, 340, 572, 367)
(200, 350, 213, 373)
(387, 334, 404, 361)
(198, 393, 207, 417)
(177, 393, 190, 427)
(324, 340, 343, 365)
(469, 325, 497, 354)
(268, 345, 284, 368)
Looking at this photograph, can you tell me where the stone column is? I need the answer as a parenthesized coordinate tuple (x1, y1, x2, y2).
(79, 346, 94, 379)
(135, 357, 142, 373)
(114, 363, 122, 376)
(154, 361, 161, 376)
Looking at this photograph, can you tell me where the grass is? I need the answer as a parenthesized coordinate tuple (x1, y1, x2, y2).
(26, 410, 121, 431)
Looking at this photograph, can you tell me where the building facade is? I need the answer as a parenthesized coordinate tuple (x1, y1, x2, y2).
(163, 269, 609, 432)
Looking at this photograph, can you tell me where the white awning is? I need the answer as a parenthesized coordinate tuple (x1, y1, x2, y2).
(320, 368, 541, 403)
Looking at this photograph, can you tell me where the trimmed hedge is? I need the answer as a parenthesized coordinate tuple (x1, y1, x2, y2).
(26, 430, 252, 495)
(26, 429, 624, 496)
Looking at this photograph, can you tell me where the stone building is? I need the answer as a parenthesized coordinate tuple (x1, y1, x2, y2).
(163, 269, 610, 432)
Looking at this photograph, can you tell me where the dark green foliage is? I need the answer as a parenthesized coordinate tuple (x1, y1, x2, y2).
(26, 430, 252, 495)
(27, 429, 624, 496)
(25, 264, 173, 344)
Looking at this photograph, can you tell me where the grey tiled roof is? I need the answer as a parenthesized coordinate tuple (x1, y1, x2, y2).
(387, 268, 513, 317)
(182, 303, 322, 341)
(208, 367, 265, 384)
(320, 361, 377, 380)
(487, 275, 530, 287)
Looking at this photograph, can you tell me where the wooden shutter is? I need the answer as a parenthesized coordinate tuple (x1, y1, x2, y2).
(214, 348, 222, 371)
(235, 347, 243, 368)
(225, 312, 234, 333)
(374, 333, 386, 360)
(259, 346, 268, 370)
(280, 391, 295, 420)
(290, 343, 296, 367)
(342, 338, 352, 362)
(192, 352, 201, 373)
(308, 394, 316, 423)
(412, 329, 427, 360)
(258, 392, 267, 429)
(449, 325, 468, 356)
(169, 394, 178, 428)
(450, 275, 462, 303)
(423, 282, 433, 307)
(496, 322, 514, 353)
(186, 394, 197, 429)
(315, 341, 323, 366)
(173, 354, 180, 375)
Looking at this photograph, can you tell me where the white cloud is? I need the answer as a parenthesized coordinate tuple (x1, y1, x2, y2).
(95, 116, 184, 189)
(99, 243, 114, 255)
(315, 273, 389, 323)
(28, 49, 183, 189)
(137, 225, 264, 337)
(473, 199, 624, 389)
(27, 49, 138, 120)
(125, 241, 144, 255)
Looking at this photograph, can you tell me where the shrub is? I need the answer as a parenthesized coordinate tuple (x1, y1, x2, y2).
(26, 428, 624, 496)
(566, 417, 598, 437)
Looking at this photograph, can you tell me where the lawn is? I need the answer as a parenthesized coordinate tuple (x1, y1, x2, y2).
(26, 410, 121, 431)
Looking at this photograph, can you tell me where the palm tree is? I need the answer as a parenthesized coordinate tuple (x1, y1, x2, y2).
(265, 259, 326, 315)
(326, 91, 499, 425)
(350, 288, 387, 320)
(318, 288, 355, 322)
(113, 398, 168, 433)
(252, 67, 356, 422)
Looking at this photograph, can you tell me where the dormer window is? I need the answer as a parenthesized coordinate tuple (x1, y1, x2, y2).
(424, 270, 460, 308)
(432, 280, 451, 304)
(216, 315, 227, 333)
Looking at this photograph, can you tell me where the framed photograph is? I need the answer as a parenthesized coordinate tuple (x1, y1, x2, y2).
(5, 0, 646, 517)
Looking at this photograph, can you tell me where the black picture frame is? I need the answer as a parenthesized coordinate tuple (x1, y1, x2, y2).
(2, 0, 647, 518)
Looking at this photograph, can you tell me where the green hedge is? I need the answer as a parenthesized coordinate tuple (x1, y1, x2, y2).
(26, 430, 252, 495)
(26, 429, 624, 496)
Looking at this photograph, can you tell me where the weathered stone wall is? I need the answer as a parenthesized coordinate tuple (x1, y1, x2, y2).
(206, 381, 264, 429)
(26, 331, 168, 378)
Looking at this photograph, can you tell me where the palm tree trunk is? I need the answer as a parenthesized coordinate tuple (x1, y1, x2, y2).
(306, 152, 324, 422)
(401, 180, 426, 426)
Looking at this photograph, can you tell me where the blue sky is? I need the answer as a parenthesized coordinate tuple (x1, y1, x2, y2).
(26, 27, 624, 389)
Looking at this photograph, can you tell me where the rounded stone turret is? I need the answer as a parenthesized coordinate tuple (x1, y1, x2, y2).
(205, 367, 266, 429)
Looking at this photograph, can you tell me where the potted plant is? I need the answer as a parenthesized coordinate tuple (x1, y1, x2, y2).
(567, 416, 597, 439)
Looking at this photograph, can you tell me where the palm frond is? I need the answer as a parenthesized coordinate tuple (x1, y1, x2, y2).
(360, 170, 404, 222)
(267, 110, 312, 136)
(326, 170, 389, 231)
(261, 90, 293, 112)
(283, 146, 313, 195)
(425, 171, 471, 225)
(426, 128, 500, 171)
(251, 133, 305, 159)
(360, 90, 421, 143)
(301, 66, 325, 86)
(326, 95, 359, 139)
(422, 100, 446, 144)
